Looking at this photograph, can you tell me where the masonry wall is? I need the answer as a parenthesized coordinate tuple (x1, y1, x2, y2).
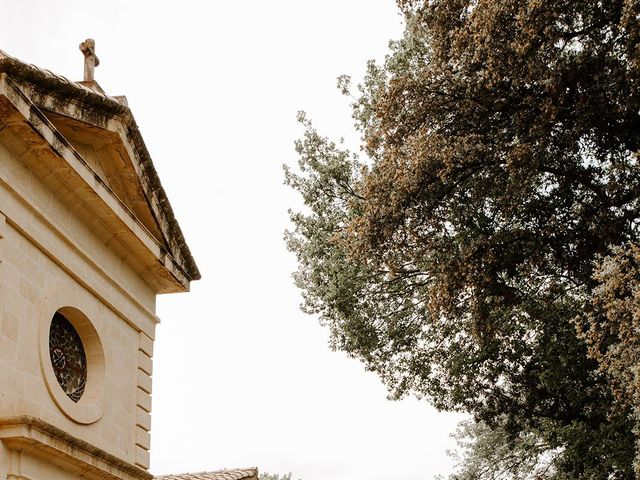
(0, 129, 156, 475)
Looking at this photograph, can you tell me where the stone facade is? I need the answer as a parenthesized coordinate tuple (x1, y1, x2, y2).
(0, 47, 200, 480)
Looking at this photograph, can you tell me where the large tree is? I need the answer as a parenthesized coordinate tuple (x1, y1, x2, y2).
(285, 1, 640, 477)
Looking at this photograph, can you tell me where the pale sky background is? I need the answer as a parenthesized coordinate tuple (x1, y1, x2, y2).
(1, 2, 464, 479)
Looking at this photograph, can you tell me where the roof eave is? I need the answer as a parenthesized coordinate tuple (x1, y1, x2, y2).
(0, 50, 201, 283)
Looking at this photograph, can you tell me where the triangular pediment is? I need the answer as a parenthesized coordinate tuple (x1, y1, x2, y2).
(0, 49, 200, 292)
(43, 111, 166, 244)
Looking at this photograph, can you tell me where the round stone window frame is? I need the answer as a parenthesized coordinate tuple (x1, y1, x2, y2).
(39, 288, 106, 425)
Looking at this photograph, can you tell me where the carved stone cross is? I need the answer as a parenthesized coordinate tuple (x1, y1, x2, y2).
(79, 39, 100, 82)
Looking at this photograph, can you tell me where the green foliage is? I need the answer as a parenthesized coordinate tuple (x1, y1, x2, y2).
(285, 0, 640, 477)
(581, 244, 640, 410)
(579, 243, 640, 474)
(447, 415, 635, 480)
(260, 473, 299, 480)
(447, 420, 558, 480)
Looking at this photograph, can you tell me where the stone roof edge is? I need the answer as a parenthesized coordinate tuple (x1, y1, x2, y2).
(121, 109, 201, 281)
(155, 467, 260, 479)
(0, 49, 201, 282)
(0, 415, 154, 480)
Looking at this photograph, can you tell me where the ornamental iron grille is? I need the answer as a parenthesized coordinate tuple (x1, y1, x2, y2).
(49, 312, 87, 402)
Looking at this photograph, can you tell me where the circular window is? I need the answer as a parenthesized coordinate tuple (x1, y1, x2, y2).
(49, 312, 87, 403)
(39, 295, 106, 425)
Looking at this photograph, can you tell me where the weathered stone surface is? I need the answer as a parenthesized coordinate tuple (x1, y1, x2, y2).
(156, 469, 260, 480)
(0, 46, 201, 478)
(0, 48, 200, 288)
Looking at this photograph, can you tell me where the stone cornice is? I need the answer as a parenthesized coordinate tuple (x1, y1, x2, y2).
(0, 416, 153, 480)
(0, 73, 190, 293)
(0, 49, 200, 284)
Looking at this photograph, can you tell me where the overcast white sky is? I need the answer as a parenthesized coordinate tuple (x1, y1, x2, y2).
(1, 2, 464, 479)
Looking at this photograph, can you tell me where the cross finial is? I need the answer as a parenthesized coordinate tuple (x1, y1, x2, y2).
(79, 39, 100, 82)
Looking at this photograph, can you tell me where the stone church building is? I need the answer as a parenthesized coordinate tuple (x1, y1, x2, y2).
(0, 42, 258, 480)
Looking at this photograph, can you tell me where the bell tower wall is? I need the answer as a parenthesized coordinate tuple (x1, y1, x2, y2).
(0, 115, 155, 475)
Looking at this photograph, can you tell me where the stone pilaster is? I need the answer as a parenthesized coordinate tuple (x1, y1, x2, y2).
(135, 331, 154, 469)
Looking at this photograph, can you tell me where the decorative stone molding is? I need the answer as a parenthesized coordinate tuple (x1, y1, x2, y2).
(134, 331, 154, 468)
(0, 415, 153, 480)
(38, 286, 106, 425)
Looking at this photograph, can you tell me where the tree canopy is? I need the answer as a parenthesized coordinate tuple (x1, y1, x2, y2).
(285, 1, 640, 477)
(260, 473, 300, 480)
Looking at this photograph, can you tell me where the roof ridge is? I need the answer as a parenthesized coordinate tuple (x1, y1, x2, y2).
(155, 467, 259, 479)
(0, 48, 124, 108)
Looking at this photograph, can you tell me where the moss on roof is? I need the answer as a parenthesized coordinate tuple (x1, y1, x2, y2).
(0, 49, 200, 281)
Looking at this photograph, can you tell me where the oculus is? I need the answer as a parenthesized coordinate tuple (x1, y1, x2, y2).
(49, 312, 87, 403)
